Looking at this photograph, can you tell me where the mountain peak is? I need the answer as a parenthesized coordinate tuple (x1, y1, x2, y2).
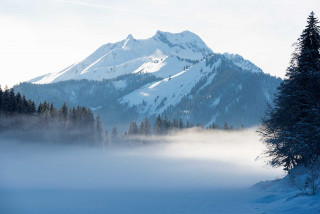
(155, 30, 195, 36)
(126, 34, 134, 40)
(29, 30, 213, 84)
(154, 30, 202, 42)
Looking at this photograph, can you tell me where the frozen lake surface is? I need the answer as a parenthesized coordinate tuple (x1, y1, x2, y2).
(0, 189, 269, 214)
(2, 130, 317, 213)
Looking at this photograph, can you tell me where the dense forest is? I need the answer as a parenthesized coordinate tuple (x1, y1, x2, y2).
(0, 86, 102, 144)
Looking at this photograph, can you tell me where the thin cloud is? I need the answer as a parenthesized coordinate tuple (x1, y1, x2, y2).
(56, 0, 185, 18)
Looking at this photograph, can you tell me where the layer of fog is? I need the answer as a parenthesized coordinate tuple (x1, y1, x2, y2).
(0, 129, 284, 190)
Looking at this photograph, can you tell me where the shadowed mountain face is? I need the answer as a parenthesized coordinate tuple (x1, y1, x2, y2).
(15, 31, 281, 128)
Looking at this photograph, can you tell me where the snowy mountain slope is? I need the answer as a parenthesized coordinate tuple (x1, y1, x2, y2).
(117, 53, 280, 127)
(162, 54, 281, 127)
(121, 58, 221, 115)
(31, 31, 212, 84)
(223, 53, 263, 73)
(17, 30, 280, 127)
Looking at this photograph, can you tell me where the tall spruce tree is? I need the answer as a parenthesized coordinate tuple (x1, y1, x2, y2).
(154, 115, 163, 135)
(144, 117, 151, 135)
(260, 12, 320, 170)
(2, 87, 9, 113)
(139, 117, 151, 135)
(178, 118, 184, 129)
(59, 103, 69, 124)
(172, 119, 178, 129)
(223, 122, 229, 130)
(128, 122, 139, 135)
(8, 89, 16, 113)
(111, 126, 118, 142)
(16, 93, 22, 113)
(104, 128, 109, 144)
(95, 115, 103, 143)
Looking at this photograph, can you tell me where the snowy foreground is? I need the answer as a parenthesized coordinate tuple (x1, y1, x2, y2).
(0, 129, 319, 213)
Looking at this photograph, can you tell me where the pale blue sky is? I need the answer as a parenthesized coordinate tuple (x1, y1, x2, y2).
(0, 0, 319, 87)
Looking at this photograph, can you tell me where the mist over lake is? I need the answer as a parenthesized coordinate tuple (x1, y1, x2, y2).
(0, 129, 283, 191)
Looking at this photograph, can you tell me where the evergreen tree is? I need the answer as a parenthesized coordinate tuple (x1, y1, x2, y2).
(178, 118, 184, 129)
(29, 101, 36, 114)
(39, 101, 50, 127)
(128, 122, 139, 135)
(8, 89, 16, 113)
(16, 93, 22, 113)
(59, 103, 68, 123)
(111, 126, 118, 142)
(211, 122, 219, 129)
(240, 124, 245, 130)
(139, 117, 151, 135)
(0, 85, 2, 111)
(139, 121, 145, 135)
(163, 115, 171, 133)
(21, 96, 28, 113)
(95, 115, 103, 143)
(2, 86, 9, 113)
(172, 119, 178, 129)
(104, 128, 109, 144)
(144, 117, 151, 135)
(49, 103, 57, 121)
(223, 122, 229, 130)
(154, 115, 163, 135)
(83, 108, 95, 142)
(186, 121, 191, 128)
(260, 12, 320, 170)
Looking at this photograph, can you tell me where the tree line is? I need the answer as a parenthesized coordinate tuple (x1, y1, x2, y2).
(125, 115, 239, 137)
(0, 86, 239, 144)
(0, 86, 102, 144)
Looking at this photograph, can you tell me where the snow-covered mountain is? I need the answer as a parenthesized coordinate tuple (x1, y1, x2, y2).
(30, 31, 213, 84)
(17, 31, 281, 128)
